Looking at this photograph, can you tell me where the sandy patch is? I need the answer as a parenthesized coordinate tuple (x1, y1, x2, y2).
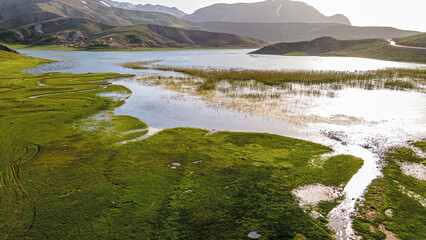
(292, 183, 342, 206)
(411, 146, 426, 158)
(379, 224, 400, 240)
(398, 161, 426, 181)
(120, 127, 163, 144)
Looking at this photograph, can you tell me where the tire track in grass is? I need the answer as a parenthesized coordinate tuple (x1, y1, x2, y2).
(3, 133, 41, 239)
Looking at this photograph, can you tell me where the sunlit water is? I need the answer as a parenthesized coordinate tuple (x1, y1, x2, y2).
(21, 49, 426, 239)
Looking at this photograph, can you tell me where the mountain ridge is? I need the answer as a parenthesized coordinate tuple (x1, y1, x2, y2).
(0, 17, 262, 49)
(0, 0, 188, 30)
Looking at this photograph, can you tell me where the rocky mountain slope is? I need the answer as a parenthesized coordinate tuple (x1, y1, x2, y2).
(0, 0, 188, 30)
(183, 0, 351, 25)
(0, 18, 262, 48)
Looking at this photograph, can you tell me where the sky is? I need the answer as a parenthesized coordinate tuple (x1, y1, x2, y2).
(117, 0, 426, 32)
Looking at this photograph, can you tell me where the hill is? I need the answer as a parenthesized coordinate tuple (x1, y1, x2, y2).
(183, 0, 351, 25)
(251, 36, 426, 63)
(0, 0, 188, 30)
(394, 33, 426, 48)
(192, 22, 421, 43)
(0, 18, 262, 49)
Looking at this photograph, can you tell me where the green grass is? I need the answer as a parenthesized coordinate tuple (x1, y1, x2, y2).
(253, 37, 426, 63)
(0, 50, 365, 239)
(353, 142, 426, 240)
(394, 33, 426, 48)
(6, 43, 253, 52)
(150, 66, 425, 91)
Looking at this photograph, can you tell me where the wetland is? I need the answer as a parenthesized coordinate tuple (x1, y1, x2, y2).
(1, 48, 425, 239)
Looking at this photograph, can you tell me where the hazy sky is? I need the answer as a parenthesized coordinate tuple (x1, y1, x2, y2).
(117, 0, 426, 32)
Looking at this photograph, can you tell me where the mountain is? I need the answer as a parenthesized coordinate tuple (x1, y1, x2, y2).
(0, 18, 262, 48)
(0, 0, 188, 30)
(104, 0, 187, 18)
(251, 36, 426, 63)
(191, 22, 421, 43)
(183, 0, 351, 25)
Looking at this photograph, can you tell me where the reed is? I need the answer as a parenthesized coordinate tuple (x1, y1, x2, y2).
(154, 66, 425, 91)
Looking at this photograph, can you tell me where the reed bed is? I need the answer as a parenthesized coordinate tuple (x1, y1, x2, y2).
(153, 66, 425, 91)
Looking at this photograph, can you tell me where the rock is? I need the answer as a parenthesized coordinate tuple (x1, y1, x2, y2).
(248, 231, 261, 239)
(0, 44, 18, 54)
(385, 209, 393, 218)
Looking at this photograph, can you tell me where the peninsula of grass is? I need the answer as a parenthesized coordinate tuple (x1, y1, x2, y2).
(0, 50, 364, 239)
(150, 66, 425, 91)
(353, 141, 426, 240)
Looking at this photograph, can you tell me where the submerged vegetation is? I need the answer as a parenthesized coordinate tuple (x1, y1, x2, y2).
(121, 60, 162, 69)
(0, 50, 367, 238)
(353, 141, 426, 240)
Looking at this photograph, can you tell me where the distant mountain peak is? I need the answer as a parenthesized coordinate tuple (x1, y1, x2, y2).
(183, 0, 351, 25)
(104, 0, 187, 18)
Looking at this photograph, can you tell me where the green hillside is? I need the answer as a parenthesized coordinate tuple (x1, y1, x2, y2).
(394, 33, 426, 48)
(252, 36, 426, 63)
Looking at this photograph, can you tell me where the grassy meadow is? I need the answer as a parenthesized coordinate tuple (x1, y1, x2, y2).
(0, 50, 367, 239)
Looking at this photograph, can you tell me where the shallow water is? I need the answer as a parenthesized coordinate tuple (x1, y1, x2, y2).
(20, 49, 426, 73)
(21, 49, 426, 239)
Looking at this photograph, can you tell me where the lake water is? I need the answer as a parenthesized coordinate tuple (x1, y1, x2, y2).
(20, 49, 426, 239)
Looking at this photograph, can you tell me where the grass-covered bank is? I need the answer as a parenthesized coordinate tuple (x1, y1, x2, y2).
(0, 50, 364, 239)
(4, 43, 255, 52)
(353, 141, 426, 240)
